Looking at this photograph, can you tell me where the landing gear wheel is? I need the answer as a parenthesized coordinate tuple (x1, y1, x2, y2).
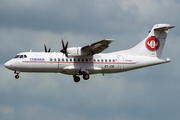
(15, 74, 19, 79)
(83, 74, 90, 80)
(14, 71, 20, 79)
(74, 76, 80, 83)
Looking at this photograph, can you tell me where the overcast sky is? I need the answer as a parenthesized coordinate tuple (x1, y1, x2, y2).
(1, 0, 180, 120)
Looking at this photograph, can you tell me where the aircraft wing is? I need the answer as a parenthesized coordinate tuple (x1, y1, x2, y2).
(81, 39, 114, 55)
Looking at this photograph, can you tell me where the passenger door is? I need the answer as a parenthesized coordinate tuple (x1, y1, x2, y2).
(118, 55, 124, 69)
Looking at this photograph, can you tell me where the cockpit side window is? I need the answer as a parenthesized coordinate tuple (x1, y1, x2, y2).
(24, 55, 27, 58)
(14, 55, 20, 59)
(14, 54, 28, 59)
(20, 55, 23, 58)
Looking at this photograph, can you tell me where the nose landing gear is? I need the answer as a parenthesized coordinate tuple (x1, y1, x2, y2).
(14, 71, 20, 79)
(15, 74, 19, 79)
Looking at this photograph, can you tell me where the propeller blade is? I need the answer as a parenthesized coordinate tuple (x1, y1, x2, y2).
(65, 52, 68, 57)
(44, 44, 51, 52)
(60, 39, 65, 53)
(60, 39, 68, 57)
(62, 39, 65, 49)
(48, 48, 51, 52)
(65, 41, 68, 50)
(44, 44, 47, 52)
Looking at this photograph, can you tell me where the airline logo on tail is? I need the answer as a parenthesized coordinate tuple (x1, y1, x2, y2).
(146, 36, 160, 51)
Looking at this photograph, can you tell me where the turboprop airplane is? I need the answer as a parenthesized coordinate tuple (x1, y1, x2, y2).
(4, 24, 174, 82)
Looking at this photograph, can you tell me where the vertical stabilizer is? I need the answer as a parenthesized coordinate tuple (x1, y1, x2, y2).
(131, 24, 174, 58)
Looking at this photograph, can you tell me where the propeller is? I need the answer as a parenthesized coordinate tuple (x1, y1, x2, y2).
(60, 39, 68, 57)
(44, 44, 51, 52)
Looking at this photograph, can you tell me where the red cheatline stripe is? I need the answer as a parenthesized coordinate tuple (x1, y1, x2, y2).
(22, 61, 137, 64)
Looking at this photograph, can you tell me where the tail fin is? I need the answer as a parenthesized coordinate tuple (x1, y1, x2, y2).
(131, 24, 174, 58)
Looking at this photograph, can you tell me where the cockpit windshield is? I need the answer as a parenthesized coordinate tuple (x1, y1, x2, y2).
(14, 55, 20, 58)
(20, 55, 23, 58)
(14, 55, 27, 59)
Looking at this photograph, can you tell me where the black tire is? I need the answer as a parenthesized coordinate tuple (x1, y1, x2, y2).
(15, 75, 19, 79)
(83, 74, 90, 80)
(74, 76, 80, 83)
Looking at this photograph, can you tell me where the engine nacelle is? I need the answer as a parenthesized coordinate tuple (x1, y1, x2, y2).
(66, 47, 90, 57)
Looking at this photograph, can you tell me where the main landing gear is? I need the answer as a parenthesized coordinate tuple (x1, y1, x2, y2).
(14, 71, 20, 79)
(83, 74, 90, 80)
(73, 73, 90, 83)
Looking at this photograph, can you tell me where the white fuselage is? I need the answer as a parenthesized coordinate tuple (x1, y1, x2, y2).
(4, 52, 170, 75)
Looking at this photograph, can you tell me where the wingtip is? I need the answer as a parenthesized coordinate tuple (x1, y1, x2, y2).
(166, 58, 171, 62)
(103, 39, 115, 43)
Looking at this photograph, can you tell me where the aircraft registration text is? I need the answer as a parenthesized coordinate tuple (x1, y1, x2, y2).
(104, 65, 114, 68)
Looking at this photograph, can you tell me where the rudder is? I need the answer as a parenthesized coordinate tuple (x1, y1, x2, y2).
(131, 24, 174, 58)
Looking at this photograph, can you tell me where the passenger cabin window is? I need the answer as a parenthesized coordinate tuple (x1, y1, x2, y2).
(54, 58, 56, 61)
(50, 58, 52, 61)
(58, 58, 60, 61)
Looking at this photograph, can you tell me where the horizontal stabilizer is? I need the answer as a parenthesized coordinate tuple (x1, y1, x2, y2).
(154, 25, 175, 30)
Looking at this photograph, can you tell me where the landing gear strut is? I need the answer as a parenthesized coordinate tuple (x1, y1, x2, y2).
(14, 71, 20, 79)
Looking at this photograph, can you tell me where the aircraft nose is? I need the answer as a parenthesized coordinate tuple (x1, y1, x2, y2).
(4, 61, 11, 69)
